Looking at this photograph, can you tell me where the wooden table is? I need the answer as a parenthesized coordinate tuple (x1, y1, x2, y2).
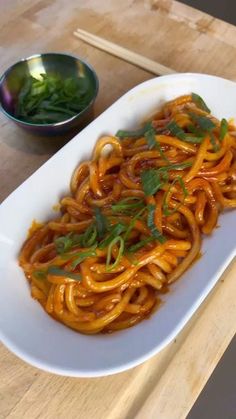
(1, 1, 236, 418)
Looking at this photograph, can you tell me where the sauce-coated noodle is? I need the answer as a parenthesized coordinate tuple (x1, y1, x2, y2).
(19, 94, 236, 334)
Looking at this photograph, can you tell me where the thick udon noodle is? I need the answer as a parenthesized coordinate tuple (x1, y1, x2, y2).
(19, 94, 236, 334)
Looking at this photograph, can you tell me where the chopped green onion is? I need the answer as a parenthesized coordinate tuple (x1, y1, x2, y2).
(94, 207, 108, 239)
(99, 223, 126, 249)
(191, 93, 211, 113)
(220, 118, 228, 141)
(145, 129, 157, 149)
(33, 270, 47, 280)
(111, 197, 145, 213)
(47, 266, 82, 281)
(54, 233, 74, 254)
(157, 161, 192, 172)
(70, 245, 98, 269)
(54, 232, 85, 254)
(128, 237, 155, 252)
(167, 120, 203, 144)
(163, 176, 188, 216)
(82, 223, 97, 247)
(16, 74, 94, 124)
(141, 169, 163, 196)
(106, 236, 124, 271)
(189, 112, 216, 132)
(123, 207, 146, 242)
(209, 132, 219, 152)
(141, 162, 192, 197)
(167, 120, 186, 140)
(147, 204, 166, 243)
(116, 122, 152, 138)
(187, 124, 204, 137)
(145, 129, 169, 162)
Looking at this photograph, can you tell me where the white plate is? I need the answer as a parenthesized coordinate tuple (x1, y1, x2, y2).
(0, 73, 236, 377)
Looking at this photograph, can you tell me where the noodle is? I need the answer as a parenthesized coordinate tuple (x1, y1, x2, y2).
(19, 93, 236, 334)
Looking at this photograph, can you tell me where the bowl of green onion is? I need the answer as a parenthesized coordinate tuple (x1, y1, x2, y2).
(0, 53, 99, 135)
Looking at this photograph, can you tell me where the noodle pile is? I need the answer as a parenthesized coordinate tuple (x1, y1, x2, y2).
(19, 94, 236, 334)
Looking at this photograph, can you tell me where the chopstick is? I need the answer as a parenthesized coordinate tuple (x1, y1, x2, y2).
(73, 28, 176, 76)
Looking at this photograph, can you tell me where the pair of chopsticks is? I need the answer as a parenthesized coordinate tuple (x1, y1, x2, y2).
(74, 28, 175, 76)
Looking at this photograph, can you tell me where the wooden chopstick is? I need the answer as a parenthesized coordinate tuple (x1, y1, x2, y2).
(73, 28, 176, 76)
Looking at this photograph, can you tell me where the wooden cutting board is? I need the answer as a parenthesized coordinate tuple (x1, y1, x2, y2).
(1, 1, 236, 418)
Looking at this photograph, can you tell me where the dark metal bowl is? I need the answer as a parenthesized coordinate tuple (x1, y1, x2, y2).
(0, 53, 99, 136)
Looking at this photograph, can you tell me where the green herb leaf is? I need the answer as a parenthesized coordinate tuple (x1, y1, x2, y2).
(47, 266, 82, 281)
(106, 236, 124, 271)
(147, 204, 166, 243)
(220, 118, 228, 141)
(163, 176, 188, 216)
(94, 207, 108, 239)
(99, 223, 126, 249)
(191, 93, 211, 113)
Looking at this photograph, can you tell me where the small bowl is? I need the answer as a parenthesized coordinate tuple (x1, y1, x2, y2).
(0, 53, 99, 136)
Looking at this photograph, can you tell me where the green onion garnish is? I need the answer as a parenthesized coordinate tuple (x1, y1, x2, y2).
(47, 266, 82, 281)
(94, 207, 108, 239)
(209, 132, 219, 152)
(167, 120, 203, 144)
(54, 232, 83, 254)
(106, 236, 124, 271)
(189, 112, 216, 132)
(145, 129, 169, 162)
(191, 93, 211, 113)
(54, 233, 74, 254)
(128, 236, 155, 252)
(163, 176, 188, 216)
(141, 169, 163, 196)
(147, 204, 166, 243)
(141, 162, 192, 196)
(167, 120, 186, 140)
(70, 245, 98, 269)
(157, 162, 192, 172)
(220, 118, 228, 141)
(82, 223, 97, 247)
(123, 207, 146, 242)
(16, 73, 94, 124)
(111, 197, 145, 213)
(116, 122, 151, 138)
(99, 223, 126, 249)
(33, 270, 47, 280)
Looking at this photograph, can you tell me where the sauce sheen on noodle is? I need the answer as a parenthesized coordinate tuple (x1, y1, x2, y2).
(19, 94, 236, 334)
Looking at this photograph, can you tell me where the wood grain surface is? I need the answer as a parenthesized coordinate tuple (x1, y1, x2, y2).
(1, 1, 236, 418)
